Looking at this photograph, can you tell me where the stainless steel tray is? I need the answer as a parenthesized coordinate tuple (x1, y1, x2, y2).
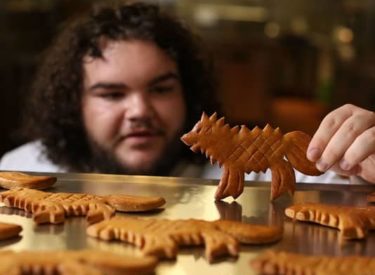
(1, 172, 375, 274)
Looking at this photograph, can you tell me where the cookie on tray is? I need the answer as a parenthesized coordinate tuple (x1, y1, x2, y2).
(0, 171, 56, 190)
(0, 249, 158, 274)
(251, 250, 375, 275)
(285, 202, 375, 239)
(0, 222, 22, 241)
(0, 188, 166, 224)
(87, 216, 283, 262)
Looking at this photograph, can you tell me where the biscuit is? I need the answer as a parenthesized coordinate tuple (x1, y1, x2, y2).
(0, 171, 56, 189)
(0, 249, 157, 274)
(0, 222, 22, 241)
(285, 203, 375, 239)
(181, 113, 321, 201)
(87, 216, 283, 262)
(251, 250, 375, 275)
(0, 188, 166, 224)
(367, 191, 375, 203)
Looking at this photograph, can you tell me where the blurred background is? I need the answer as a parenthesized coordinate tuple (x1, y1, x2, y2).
(0, 0, 374, 157)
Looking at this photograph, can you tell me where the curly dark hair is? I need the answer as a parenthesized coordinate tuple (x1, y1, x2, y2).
(21, 1, 220, 173)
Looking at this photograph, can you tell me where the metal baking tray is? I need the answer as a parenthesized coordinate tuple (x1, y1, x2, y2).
(1, 172, 374, 274)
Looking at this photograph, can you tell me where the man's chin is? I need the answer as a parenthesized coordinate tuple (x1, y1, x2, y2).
(87, 136, 184, 176)
(117, 159, 159, 175)
(114, 148, 166, 172)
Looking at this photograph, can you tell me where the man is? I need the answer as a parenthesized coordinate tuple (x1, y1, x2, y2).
(1, 2, 374, 184)
(0, 2, 219, 176)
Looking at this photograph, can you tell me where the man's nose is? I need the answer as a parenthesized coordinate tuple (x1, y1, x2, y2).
(126, 92, 154, 119)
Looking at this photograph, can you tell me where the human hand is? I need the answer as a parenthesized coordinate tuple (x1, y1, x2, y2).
(307, 104, 375, 183)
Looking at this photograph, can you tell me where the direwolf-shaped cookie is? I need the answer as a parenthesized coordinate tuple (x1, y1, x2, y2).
(0, 222, 22, 241)
(251, 250, 375, 275)
(181, 113, 321, 201)
(0, 188, 165, 224)
(87, 216, 283, 262)
(0, 249, 157, 274)
(285, 203, 375, 239)
(0, 171, 56, 189)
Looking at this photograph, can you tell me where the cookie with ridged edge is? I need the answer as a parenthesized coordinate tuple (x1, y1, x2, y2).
(0, 249, 158, 274)
(0, 222, 22, 241)
(285, 202, 375, 239)
(251, 250, 375, 275)
(0, 187, 165, 224)
(181, 113, 322, 201)
(0, 171, 56, 189)
(87, 216, 283, 262)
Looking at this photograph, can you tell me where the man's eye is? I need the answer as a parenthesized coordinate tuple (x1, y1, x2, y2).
(150, 86, 174, 94)
(99, 92, 124, 100)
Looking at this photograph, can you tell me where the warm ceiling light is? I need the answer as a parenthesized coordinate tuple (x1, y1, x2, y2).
(334, 26, 354, 43)
(264, 22, 280, 38)
(194, 3, 268, 26)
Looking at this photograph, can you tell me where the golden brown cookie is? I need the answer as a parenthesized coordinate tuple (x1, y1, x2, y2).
(181, 113, 321, 201)
(367, 191, 375, 203)
(87, 216, 282, 262)
(0, 249, 157, 274)
(285, 203, 375, 239)
(0, 222, 22, 241)
(0, 171, 56, 189)
(251, 250, 375, 275)
(0, 188, 165, 224)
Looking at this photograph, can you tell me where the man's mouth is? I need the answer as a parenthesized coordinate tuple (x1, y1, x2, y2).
(120, 129, 164, 146)
(124, 128, 163, 137)
(126, 131, 154, 137)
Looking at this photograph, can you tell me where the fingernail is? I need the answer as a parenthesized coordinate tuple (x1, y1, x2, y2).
(340, 159, 352, 171)
(316, 160, 329, 172)
(307, 148, 320, 161)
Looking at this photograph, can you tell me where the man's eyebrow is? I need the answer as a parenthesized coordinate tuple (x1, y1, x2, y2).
(88, 82, 127, 92)
(148, 72, 180, 86)
(87, 72, 180, 92)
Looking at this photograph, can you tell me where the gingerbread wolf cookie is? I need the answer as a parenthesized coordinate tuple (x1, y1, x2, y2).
(285, 203, 375, 239)
(0, 222, 22, 241)
(251, 250, 375, 275)
(181, 113, 321, 201)
(0, 188, 166, 224)
(367, 191, 375, 203)
(0, 171, 56, 189)
(87, 216, 283, 262)
(0, 249, 158, 274)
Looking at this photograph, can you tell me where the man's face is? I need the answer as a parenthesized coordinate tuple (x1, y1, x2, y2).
(81, 39, 187, 174)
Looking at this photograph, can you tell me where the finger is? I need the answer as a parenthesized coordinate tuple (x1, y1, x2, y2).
(328, 163, 360, 177)
(317, 114, 375, 172)
(357, 155, 375, 183)
(340, 126, 375, 171)
(307, 104, 355, 162)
